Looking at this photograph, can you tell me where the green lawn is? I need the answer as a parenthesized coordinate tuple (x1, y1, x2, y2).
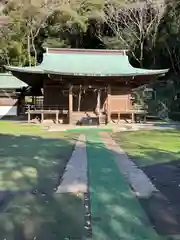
(0, 121, 76, 191)
(86, 133, 164, 240)
(112, 130, 180, 167)
(0, 121, 84, 240)
(0, 193, 84, 240)
(0, 121, 42, 135)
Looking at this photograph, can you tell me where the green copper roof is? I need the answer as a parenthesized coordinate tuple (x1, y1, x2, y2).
(5, 66, 44, 74)
(0, 73, 28, 89)
(5, 49, 169, 77)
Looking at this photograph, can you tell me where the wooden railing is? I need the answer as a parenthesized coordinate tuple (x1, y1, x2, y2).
(110, 109, 147, 124)
(26, 105, 69, 124)
(25, 104, 68, 111)
(25, 104, 148, 125)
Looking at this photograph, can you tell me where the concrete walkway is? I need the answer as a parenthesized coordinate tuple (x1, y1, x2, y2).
(56, 134, 88, 193)
(100, 132, 157, 198)
(56, 131, 174, 239)
(86, 132, 162, 240)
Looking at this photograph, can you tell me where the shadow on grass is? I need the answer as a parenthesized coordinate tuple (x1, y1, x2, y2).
(153, 123, 180, 129)
(2, 129, 180, 240)
(140, 160, 180, 236)
(112, 130, 180, 237)
(85, 135, 161, 240)
(0, 133, 75, 193)
(67, 131, 180, 239)
(0, 192, 84, 240)
(0, 131, 161, 240)
(0, 132, 84, 240)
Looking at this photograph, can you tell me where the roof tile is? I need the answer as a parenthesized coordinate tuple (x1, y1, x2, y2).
(0, 73, 28, 89)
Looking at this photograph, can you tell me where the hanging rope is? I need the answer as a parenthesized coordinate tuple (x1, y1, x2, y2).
(78, 85, 82, 112)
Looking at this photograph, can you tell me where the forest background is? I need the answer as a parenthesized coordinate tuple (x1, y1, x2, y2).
(0, 0, 179, 119)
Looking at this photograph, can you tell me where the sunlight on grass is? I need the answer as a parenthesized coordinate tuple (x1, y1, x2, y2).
(0, 121, 77, 191)
(0, 121, 42, 135)
(0, 122, 84, 239)
(0, 167, 38, 191)
(113, 130, 180, 166)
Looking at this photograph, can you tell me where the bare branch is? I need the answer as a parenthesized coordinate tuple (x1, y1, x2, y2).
(101, 0, 166, 66)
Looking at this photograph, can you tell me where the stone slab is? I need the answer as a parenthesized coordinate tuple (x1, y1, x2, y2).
(56, 134, 88, 193)
(100, 133, 157, 198)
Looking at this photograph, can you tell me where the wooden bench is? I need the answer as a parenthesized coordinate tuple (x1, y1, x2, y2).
(111, 110, 147, 124)
(26, 104, 69, 124)
(26, 109, 61, 124)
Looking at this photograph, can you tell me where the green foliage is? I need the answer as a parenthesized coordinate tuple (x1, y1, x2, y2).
(0, 0, 179, 71)
(1, 0, 180, 116)
(42, 38, 70, 48)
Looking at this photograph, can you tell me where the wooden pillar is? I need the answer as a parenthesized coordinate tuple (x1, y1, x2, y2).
(27, 106, 31, 124)
(107, 85, 111, 124)
(118, 113, 120, 124)
(69, 85, 73, 124)
(17, 95, 21, 116)
(41, 112, 44, 123)
(144, 113, 147, 123)
(132, 112, 135, 123)
(56, 110, 59, 124)
(20, 94, 25, 115)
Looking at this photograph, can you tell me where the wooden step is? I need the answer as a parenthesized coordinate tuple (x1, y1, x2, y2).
(71, 112, 107, 125)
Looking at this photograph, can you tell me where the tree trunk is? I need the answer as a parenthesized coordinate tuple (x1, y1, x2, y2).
(31, 30, 37, 66)
(140, 41, 144, 68)
(5, 51, 10, 65)
(166, 43, 177, 74)
(32, 39, 37, 66)
(27, 35, 31, 66)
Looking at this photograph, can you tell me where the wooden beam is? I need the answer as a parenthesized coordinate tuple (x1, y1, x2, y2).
(107, 85, 111, 124)
(69, 85, 73, 124)
(72, 85, 107, 89)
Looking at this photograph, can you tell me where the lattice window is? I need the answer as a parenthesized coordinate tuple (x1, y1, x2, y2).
(34, 96, 44, 109)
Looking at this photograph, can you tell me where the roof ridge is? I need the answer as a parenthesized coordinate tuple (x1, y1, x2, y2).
(46, 48, 128, 55)
(5, 52, 169, 78)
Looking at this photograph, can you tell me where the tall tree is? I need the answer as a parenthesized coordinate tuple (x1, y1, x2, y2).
(101, 0, 165, 67)
(4, 0, 62, 66)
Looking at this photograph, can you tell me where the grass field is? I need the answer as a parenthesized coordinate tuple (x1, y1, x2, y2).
(2, 122, 180, 239)
(0, 121, 84, 240)
(113, 130, 180, 167)
(0, 121, 76, 191)
(112, 130, 180, 240)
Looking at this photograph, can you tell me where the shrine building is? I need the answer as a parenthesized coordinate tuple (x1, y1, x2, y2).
(5, 48, 169, 124)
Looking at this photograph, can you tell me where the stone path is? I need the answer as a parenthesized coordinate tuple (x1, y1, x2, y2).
(57, 132, 173, 239)
(56, 134, 88, 193)
(56, 134, 92, 237)
(100, 132, 157, 198)
(86, 132, 162, 240)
